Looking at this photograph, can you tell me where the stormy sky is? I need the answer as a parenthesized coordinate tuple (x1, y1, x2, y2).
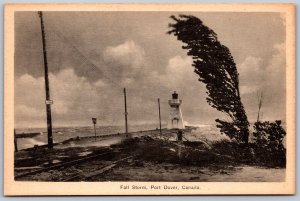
(14, 12, 286, 128)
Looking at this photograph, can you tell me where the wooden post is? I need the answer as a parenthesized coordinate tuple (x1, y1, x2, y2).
(257, 91, 263, 122)
(14, 129, 18, 152)
(158, 98, 162, 138)
(92, 118, 97, 141)
(124, 88, 128, 137)
(94, 124, 96, 141)
(38, 11, 53, 149)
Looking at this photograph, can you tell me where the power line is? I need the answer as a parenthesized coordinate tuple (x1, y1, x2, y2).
(39, 14, 170, 128)
(45, 23, 122, 88)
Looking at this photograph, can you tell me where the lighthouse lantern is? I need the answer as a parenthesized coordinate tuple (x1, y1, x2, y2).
(167, 91, 185, 130)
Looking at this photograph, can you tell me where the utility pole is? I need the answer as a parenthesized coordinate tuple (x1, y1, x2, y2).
(123, 88, 128, 137)
(14, 129, 18, 152)
(257, 91, 263, 122)
(92, 118, 97, 141)
(38, 11, 53, 149)
(158, 98, 162, 137)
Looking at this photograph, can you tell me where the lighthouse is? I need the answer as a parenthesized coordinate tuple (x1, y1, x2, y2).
(167, 91, 185, 130)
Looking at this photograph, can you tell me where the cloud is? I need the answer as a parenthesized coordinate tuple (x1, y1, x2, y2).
(15, 68, 114, 127)
(93, 79, 107, 88)
(239, 44, 285, 90)
(104, 40, 145, 68)
(142, 55, 216, 124)
(165, 55, 194, 78)
(239, 43, 285, 94)
(240, 85, 260, 95)
(102, 40, 145, 84)
(15, 105, 44, 119)
(14, 12, 286, 127)
(238, 56, 263, 95)
(15, 40, 286, 128)
(265, 43, 285, 81)
(238, 43, 286, 121)
(14, 54, 213, 128)
(239, 56, 262, 75)
(262, 43, 286, 120)
(149, 55, 197, 89)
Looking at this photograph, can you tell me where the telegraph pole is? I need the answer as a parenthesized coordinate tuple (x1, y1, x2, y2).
(257, 91, 263, 122)
(14, 129, 18, 152)
(92, 118, 97, 141)
(158, 98, 162, 137)
(123, 88, 128, 137)
(38, 11, 53, 149)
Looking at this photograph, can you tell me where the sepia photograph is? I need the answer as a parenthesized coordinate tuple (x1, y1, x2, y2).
(4, 3, 295, 195)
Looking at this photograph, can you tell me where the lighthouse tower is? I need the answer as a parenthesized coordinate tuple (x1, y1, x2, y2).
(167, 91, 185, 130)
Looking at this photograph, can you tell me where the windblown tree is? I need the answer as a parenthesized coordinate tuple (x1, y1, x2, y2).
(168, 15, 249, 144)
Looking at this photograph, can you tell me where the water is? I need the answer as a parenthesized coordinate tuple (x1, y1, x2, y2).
(15, 123, 286, 150)
(15, 124, 161, 150)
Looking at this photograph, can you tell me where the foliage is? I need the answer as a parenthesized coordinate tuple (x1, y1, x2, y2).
(135, 137, 232, 167)
(252, 120, 286, 167)
(168, 15, 249, 143)
(211, 139, 255, 164)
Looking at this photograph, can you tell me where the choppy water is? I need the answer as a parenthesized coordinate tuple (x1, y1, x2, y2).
(15, 123, 286, 150)
(15, 124, 162, 150)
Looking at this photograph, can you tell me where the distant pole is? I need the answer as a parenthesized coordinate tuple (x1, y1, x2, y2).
(14, 129, 18, 152)
(38, 11, 53, 149)
(123, 88, 128, 137)
(94, 124, 96, 141)
(158, 98, 162, 137)
(257, 91, 263, 122)
(92, 118, 97, 141)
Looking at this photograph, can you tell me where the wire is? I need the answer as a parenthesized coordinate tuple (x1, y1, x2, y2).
(41, 13, 172, 128)
(46, 25, 122, 89)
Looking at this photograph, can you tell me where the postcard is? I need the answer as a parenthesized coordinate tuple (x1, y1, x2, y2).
(4, 3, 296, 195)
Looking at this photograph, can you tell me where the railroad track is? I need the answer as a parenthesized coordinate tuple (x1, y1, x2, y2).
(62, 156, 133, 181)
(14, 151, 131, 181)
(14, 133, 178, 181)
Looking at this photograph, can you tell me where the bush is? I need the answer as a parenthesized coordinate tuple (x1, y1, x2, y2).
(252, 120, 286, 167)
(211, 139, 254, 164)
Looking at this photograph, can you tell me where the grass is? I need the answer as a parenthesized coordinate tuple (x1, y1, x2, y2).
(116, 136, 286, 168)
(15, 134, 286, 170)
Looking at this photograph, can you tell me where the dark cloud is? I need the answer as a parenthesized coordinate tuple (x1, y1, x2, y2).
(14, 12, 286, 128)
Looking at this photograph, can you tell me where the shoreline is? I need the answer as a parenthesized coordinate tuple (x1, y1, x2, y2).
(18, 128, 172, 151)
(14, 132, 286, 182)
